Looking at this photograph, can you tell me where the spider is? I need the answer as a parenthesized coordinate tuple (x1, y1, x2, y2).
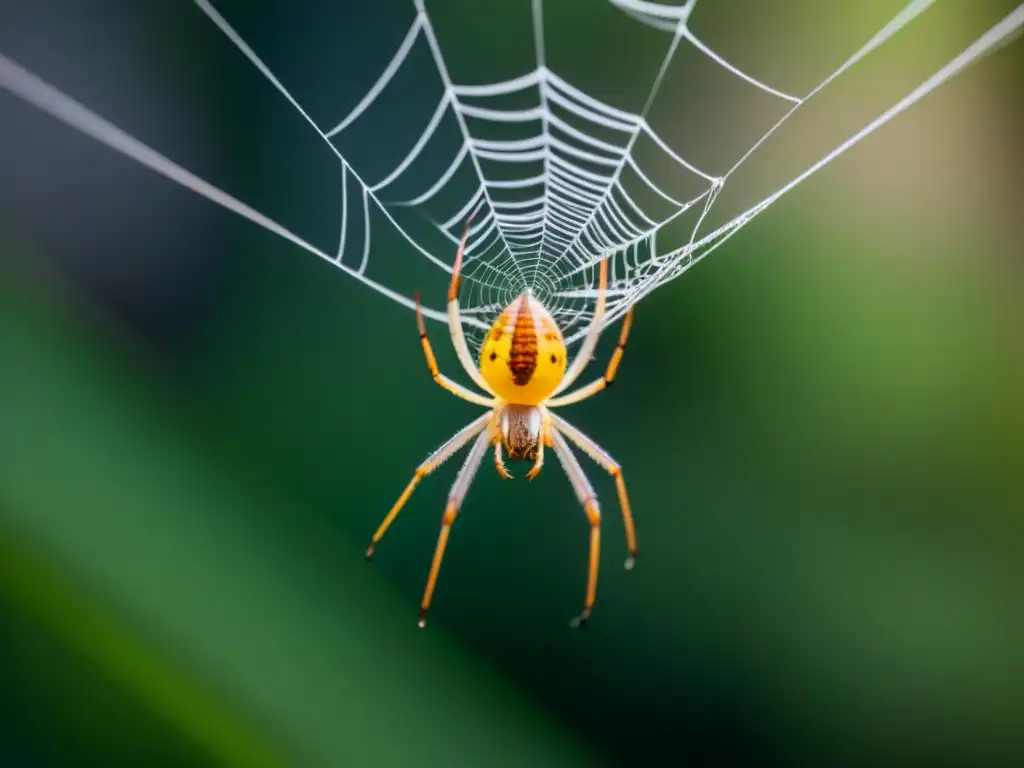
(365, 212, 637, 628)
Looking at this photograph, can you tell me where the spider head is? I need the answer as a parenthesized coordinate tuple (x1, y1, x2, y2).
(506, 444, 540, 462)
(501, 404, 541, 460)
(480, 291, 566, 405)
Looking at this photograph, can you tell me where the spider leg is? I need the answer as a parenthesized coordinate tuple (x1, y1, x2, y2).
(420, 429, 492, 627)
(544, 307, 633, 408)
(525, 438, 545, 480)
(549, 429, 602, 627)
(446, 208, 498, 396)
(548, 411, 637, 569)
(549, 257, 610, 398)
(525, 411, 551, 480)
(366, 412, 491, 560)
(415, 293, 494, 407)
(494, 440, 512, 479)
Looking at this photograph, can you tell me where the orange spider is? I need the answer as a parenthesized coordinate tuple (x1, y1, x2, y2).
(366, 213, 636, 628)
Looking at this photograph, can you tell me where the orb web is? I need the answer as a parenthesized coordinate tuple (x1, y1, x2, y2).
(0, 0, 1020, 355)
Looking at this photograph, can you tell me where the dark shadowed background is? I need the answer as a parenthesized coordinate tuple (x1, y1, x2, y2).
(1, 1, 1022, 766)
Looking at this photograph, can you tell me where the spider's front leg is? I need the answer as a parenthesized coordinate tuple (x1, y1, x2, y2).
(493, 440, 512, 480)
(489, 409, 514, 479)
(525, 440, 544, 480)
(549, 429, 602, 627)
(367, 412, 492, 560)
(525, 411, 552, 480)
(420, 429, 492, 627)
(549, 411, 638, 570)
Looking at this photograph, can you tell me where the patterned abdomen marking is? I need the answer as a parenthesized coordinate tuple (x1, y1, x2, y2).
(509, 293, 538, 386)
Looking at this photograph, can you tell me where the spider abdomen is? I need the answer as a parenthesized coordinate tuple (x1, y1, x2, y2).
(508, 294, 538, 386)
(480, 291, 567, 405)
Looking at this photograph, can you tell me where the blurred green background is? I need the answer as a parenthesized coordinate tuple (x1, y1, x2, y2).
(1, 1, 1022, 765)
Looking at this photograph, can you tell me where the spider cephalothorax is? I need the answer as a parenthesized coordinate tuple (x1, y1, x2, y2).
(500, 404, 541, 460)
(366, 212, 637, 628)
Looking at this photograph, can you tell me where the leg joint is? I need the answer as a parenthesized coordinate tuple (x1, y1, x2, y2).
(442, 501, 459, 526)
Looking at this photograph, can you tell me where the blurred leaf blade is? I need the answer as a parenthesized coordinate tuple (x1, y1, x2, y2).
(0, 252, 602, 767)
(0, 528, 286, 768)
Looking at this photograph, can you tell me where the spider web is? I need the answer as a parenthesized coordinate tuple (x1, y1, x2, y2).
(0, 0, 1021, 354)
